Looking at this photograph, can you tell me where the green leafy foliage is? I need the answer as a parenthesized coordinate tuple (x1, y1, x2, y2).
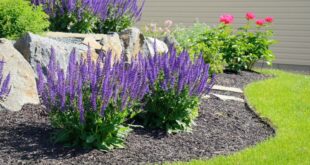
(141, 86, 199, 134)
(49, 9, 98, 33)
(96, 8, 134, 34)
(172, 20, 276, 73)
(50, 102, 132, 150)
(173, 23, 226, 74)
(0, 0, 49, 39)
(222, 22, 276, 72)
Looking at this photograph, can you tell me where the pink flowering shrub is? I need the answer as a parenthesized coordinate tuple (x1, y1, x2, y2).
(221, 13, 276, 71)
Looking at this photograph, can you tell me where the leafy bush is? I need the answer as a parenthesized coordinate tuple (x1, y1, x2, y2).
(32, 0, 145, 33)
(172, 23, 226, 74)
(0, 0, 49, 39)
(140, 47, 215, 134)
(36, 48, 149, 150)
(172, 13, 276, 73)
(222, 14, 276, 72)
(0, 60, 11, 100)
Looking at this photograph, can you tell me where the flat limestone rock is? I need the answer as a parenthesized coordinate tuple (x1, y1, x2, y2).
(211, 93, 245, 102)
(0, 38, 40, 111)
(45, 32, 106, 40)
(212, 85, 243, 93)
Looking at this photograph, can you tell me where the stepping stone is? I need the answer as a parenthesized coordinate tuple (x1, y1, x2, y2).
(212, 85, 243, 93)
(210, 93, 245, 103)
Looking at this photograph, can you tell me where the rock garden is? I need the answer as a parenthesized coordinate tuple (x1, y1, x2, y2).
(2, 0, 308, 165)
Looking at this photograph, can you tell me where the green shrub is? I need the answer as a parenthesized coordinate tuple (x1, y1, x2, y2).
(172, 23, 226, 74)
(222, 22, 276, 72)
(0, 0, 49, 39)
(172, 14, 276, 73)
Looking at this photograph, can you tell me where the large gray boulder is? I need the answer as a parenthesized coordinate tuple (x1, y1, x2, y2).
(14, 32, 89, 74)
(0, 39, 40, 111)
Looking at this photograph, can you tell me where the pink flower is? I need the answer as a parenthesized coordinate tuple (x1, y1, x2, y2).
(219, 14, 234, 24)
(164, 20, 173, 27)
(246, 12, 255, 20)
(265, 16, 273, 23)
(256, 19, 265, 26)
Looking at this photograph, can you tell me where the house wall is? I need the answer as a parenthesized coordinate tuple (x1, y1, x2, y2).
(138, 0, 310, 72)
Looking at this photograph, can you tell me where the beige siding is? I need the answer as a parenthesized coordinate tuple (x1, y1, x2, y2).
(138, 0, 310, 66)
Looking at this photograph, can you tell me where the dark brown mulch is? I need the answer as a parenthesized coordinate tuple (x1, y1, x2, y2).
(0, 71, 275, 165)
(215, 70, 271, 88)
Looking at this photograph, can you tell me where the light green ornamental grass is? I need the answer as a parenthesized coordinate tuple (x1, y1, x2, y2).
(170, 70, 310, 165)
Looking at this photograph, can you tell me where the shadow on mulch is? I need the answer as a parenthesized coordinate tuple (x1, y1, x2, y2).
(0, 110, 91, 162)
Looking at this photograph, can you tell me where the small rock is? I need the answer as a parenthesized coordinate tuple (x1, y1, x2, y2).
(0, 38, 40, 111)
(143, 37, 169, 56)
(201, 95, 211, 100)
(163, 35, 179, 47)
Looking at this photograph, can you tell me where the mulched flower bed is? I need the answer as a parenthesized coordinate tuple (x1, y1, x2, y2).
(0, 71, 275, 165)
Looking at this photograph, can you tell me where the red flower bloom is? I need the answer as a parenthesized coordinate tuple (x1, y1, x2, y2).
(256, 19, 265, 26)
(246, 12, 255, 20)
(265, 16, 274, 23)
(219, 14, 234, 24)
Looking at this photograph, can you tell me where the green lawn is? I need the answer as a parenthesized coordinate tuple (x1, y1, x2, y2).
(172, 70, 310, 165)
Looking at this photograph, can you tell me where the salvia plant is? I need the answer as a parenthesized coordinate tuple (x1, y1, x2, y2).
(37, 44, 215, 149)
(36, 47, 149, 150)
(0, 60, 11, 100)
(31, 0, 145, 33)
(140, 46, 216, 134)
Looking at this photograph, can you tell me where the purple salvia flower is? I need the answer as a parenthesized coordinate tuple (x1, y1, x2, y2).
(36, 64, 45, 95)
(0, 73, 11, 98)
(77, 77, 85, 124)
